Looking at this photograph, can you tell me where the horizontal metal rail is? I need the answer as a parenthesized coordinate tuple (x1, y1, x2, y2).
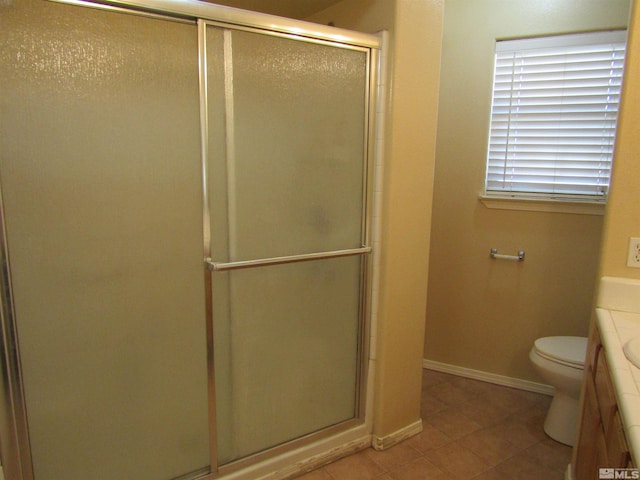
(490, 247, 525, 262)
(206, 246, 371, 272)
(48, 0, 382, 49)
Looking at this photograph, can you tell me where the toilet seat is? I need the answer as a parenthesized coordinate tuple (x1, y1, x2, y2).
(533, 336, 587, 369)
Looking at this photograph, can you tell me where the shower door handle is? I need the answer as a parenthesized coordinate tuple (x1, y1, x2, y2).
(205, 246, 371, 272)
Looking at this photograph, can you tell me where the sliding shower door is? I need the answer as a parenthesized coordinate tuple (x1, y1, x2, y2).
(0, 1, 209, 479)
(1, 1, 377, 478)
(203, 24, 372, 465)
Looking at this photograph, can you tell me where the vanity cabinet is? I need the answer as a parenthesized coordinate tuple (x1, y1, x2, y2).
(574, 326, 634, 479)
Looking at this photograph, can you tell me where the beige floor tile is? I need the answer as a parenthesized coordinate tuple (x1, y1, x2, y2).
(469, 468, 505, 480)
(456, 426, 523, 466)
(515, 387, 552, 406)
(296, 371, 564, 480)
(449, 376, 499, 397)
(423, 441, 491, 478)
(323, 449, 385, 480)
(294, 468, 334, 480)
(482, 385, 536, 414)
(406, 423, 453, 453)
(424, 407, 483, 440)
(494, 453, 565, 480)
(488, 416, 548, 449)
(420, 393, 448, 417)
(421, 369, 452, 389)
(387, 457, 449, 480)
(426, 381, 480, 408)
(456, 396, 514, 427)
(509, 401, 549, 427)
(522, 438, 572, 472)
(365, 443, 423, 472)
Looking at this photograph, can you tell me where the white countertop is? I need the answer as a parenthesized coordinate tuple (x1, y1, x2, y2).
(596, 276, 640, 465)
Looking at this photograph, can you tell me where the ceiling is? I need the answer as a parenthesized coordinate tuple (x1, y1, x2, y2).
(206, 0, 344, 19)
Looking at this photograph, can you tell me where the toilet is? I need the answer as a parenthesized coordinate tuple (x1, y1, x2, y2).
(529, 336, 588, 446)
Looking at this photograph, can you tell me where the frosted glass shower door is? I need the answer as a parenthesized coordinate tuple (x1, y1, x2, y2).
(204, 25, 371, 465)
(0, 2, 209, 479)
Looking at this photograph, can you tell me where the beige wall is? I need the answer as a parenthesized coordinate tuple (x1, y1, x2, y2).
(308, 0, 444, 438)
(425, 0, 631, 382)
(600, 0, 640, 281)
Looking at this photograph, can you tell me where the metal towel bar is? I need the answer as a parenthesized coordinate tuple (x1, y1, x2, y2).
(490, 247, 525, 261)
(206, 246, 372, 271)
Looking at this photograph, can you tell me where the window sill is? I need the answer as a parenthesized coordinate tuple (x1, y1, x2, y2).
(479, 194, 606, 216)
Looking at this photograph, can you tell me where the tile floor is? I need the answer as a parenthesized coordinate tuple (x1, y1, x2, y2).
(296, 369, 572, 479)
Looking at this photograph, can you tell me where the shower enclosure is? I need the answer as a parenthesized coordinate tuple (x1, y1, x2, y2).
(0, 0, 381, 479)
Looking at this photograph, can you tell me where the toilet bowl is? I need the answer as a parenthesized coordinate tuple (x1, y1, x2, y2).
(529, 336, 587, 446)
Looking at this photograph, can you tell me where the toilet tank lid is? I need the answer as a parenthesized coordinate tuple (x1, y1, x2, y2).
(534, 336, 588, 367)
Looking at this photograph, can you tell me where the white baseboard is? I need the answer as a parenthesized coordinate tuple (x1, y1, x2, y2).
(422, 358, 554, 396)
(371, 419, 423, 451)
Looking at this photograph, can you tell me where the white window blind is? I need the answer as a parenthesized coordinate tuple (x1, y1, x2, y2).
(485, 31, 627, 202)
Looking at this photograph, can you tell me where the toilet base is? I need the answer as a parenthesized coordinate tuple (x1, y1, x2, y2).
(543, 390, 579, 446)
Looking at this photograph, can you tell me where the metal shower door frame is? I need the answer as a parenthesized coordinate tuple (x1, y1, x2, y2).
(197, 18, 379, 476)
(0, 1, 382, 479)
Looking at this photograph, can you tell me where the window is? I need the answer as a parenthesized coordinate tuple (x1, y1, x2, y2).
(484, 31, 627, 204)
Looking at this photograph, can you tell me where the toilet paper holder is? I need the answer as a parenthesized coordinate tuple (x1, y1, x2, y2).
(490, 247, 525, 261)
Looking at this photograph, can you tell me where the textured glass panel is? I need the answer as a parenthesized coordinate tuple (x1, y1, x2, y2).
(0, 2, 209, 479)
(212, 256, 361, 464)
(207, 26, 368, 262)
(205, 25, 369, 465)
